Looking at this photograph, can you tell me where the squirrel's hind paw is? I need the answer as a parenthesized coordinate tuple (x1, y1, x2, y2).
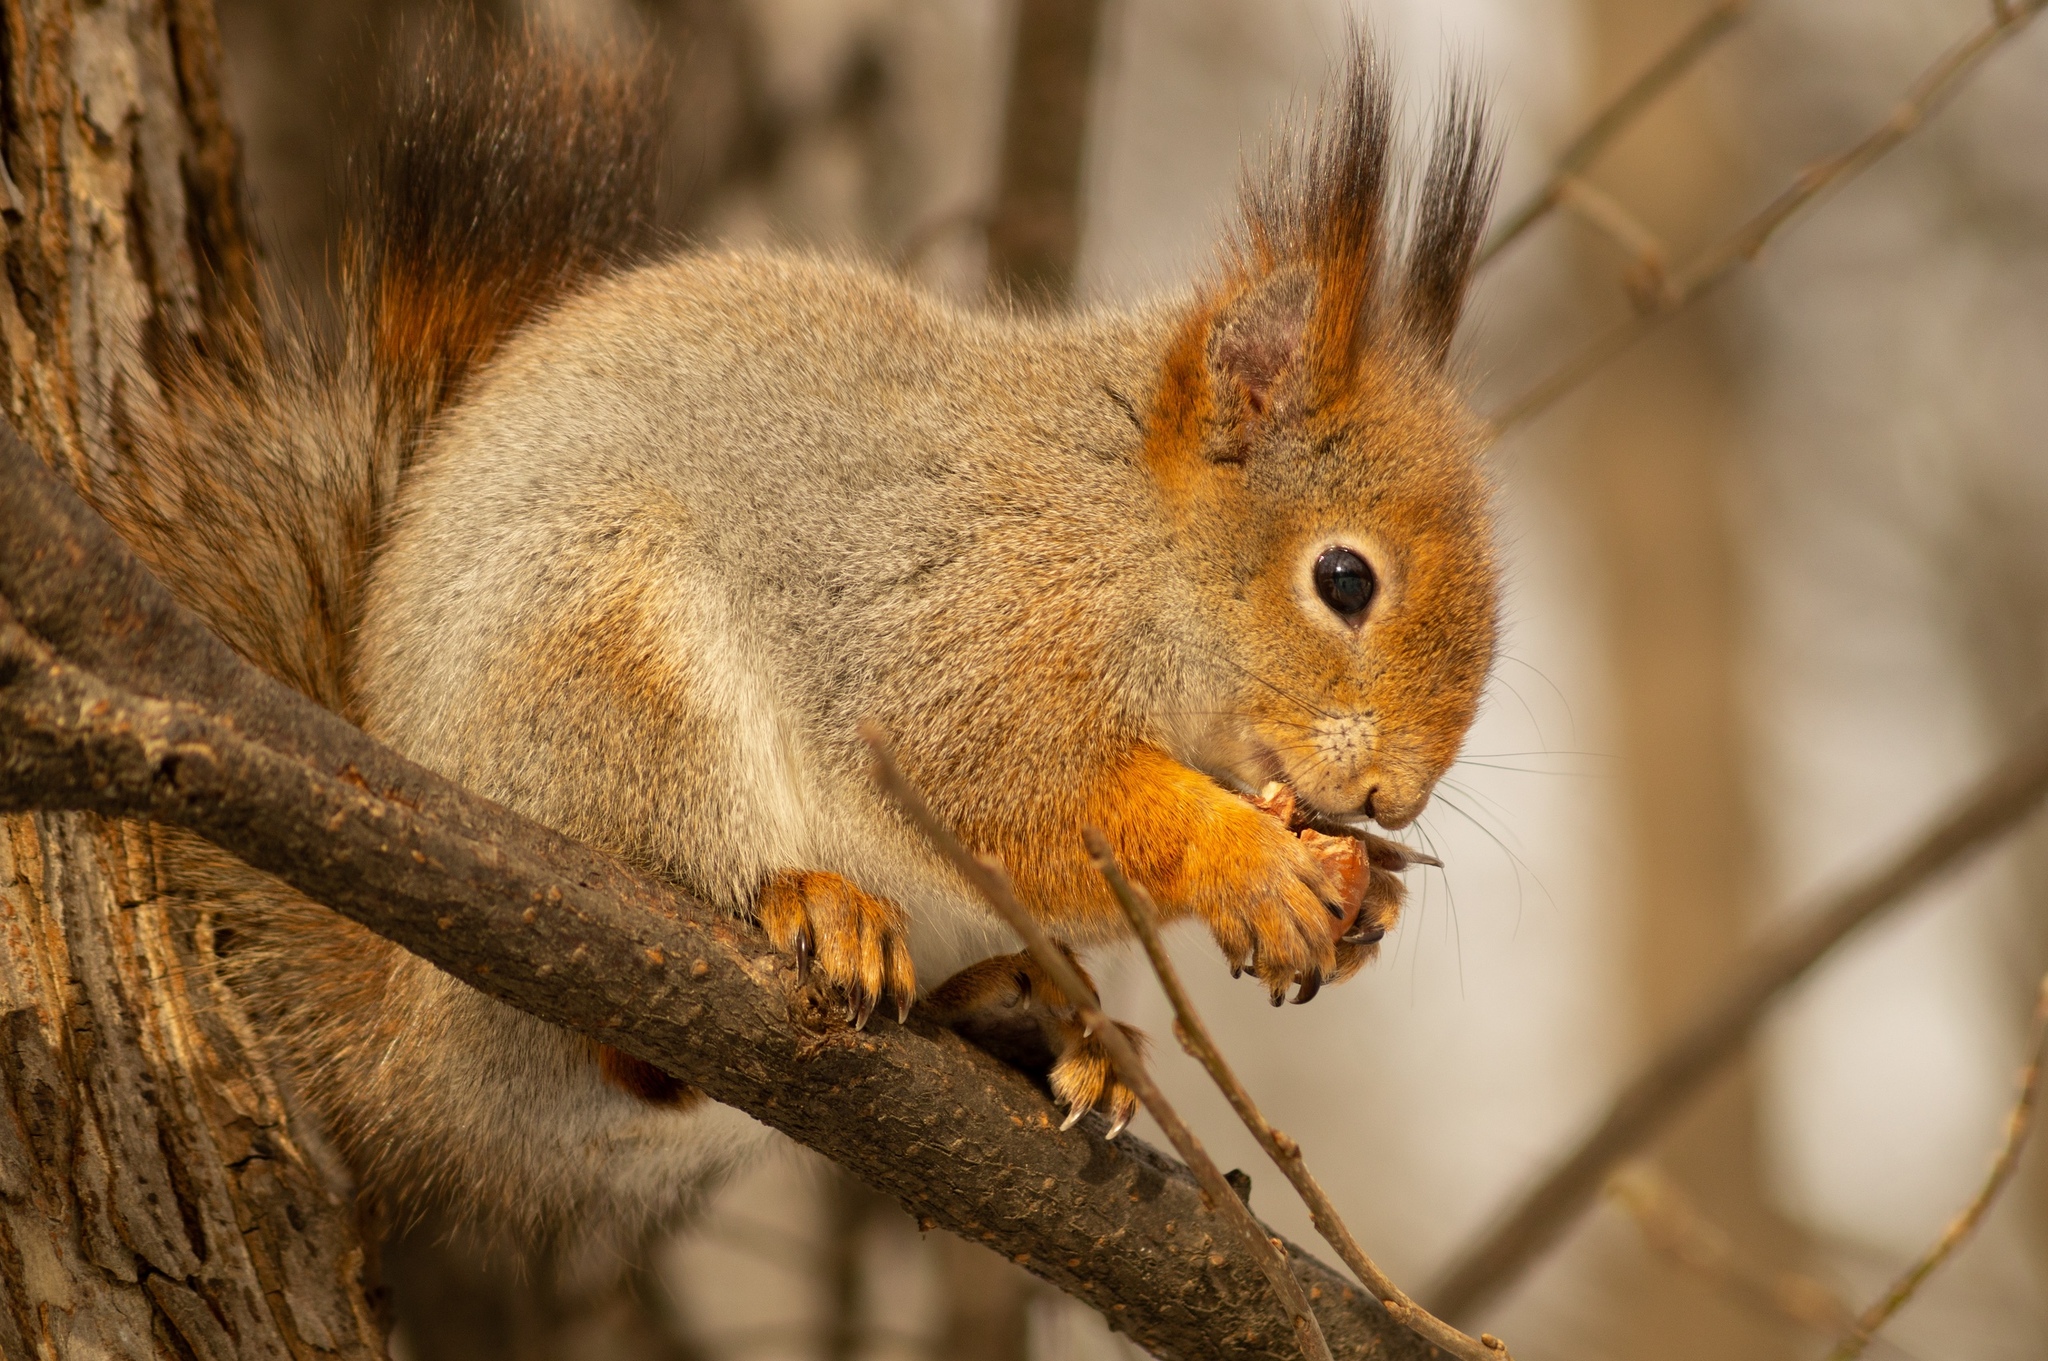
(756, 870, 915, 1028)
(1049, 1022, 1144, 1139)
(923, 949, 1145, 1137)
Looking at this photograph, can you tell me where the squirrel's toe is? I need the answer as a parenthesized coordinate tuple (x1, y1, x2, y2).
(756, 870, 913, 1029)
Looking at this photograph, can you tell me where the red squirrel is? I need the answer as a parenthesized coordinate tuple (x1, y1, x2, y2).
(90, 27, 1498, 1275)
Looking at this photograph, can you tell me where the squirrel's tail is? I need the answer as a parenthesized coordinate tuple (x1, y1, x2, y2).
(90, 27, 663, 719)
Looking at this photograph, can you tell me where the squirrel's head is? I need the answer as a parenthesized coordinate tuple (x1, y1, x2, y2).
(1146, 50, 1498, 831)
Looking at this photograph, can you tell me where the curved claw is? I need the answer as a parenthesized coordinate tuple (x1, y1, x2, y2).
(794, 926, 814, 984)
(1341, 924, 1387, 946)
(1105, 1107, 1133, 1140)
(851, 990, 876, 1031)
(1059, 1104, 1088, 1133)
(1291, 970, 1323, 1005)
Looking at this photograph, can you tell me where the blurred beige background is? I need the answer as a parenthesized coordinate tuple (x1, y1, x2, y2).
(210, 1, 2048, 1357)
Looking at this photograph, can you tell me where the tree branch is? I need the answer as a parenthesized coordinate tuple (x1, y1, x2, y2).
(1425, 716, 2048, 1321)
(1088, 832, 1510, 1361)
(1827, 971, 2048, 1361)
(1478, 0, 1750, 266)
(0, 425, 1426, 1361)
(864, 735, 1335, 1361)
(1488, 0, 2047, 434)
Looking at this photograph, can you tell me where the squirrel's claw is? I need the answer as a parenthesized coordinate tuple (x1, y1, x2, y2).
(1059, 1103, 1088, 1133)
(1292, 969, 1324, 1005)
(886, 936, 916, 1026)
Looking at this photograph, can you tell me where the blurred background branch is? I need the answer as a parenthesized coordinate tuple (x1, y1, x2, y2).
(1427, 720, 2048, 1322)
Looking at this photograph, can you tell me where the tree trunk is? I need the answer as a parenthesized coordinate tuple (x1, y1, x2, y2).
(0, 1, 386, 1356)
(986, 0, 1104, 303)
(1562, 1, 1814, 1353)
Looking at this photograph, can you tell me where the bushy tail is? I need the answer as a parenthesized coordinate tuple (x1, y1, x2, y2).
(91, 26, 663, 720)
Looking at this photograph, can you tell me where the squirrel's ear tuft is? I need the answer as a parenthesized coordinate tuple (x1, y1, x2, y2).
(1228, 36, 1497, 388)
(1401, 83, 1496, 367)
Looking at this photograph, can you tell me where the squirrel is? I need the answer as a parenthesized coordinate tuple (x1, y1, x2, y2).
(86, 26, 1499, 1279)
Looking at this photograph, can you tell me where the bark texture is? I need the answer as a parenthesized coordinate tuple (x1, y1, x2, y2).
(0, 813, 382, 1360)
(0, 0, 386, 1356)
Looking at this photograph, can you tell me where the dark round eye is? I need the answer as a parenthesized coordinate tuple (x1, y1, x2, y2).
(1313, 546, 1376, 620)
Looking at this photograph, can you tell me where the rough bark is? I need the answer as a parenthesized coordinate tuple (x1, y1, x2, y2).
(0, 1, 386, 1357)
(0, 426, 1431, 1361)
(0, 812, 382, 1361)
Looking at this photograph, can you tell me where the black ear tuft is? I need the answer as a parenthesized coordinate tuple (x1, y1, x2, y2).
(1226, 36, 1497, 384)
(1401, 83, 1498, 368)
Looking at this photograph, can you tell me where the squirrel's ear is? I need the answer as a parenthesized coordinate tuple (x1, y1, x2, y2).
(1207, 269, 1313, 423)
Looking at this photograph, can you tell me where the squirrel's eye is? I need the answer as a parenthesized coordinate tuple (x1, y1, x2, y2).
(1313, 547, 1376, 620)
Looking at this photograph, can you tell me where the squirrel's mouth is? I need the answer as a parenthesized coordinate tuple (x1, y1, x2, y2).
(1228, 735, 1371, 825)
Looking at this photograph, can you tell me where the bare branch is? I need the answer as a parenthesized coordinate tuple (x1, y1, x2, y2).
(1827, 972, 2048, 1361)
(861, 731, 1335, 1361)
(0, 424, 1433, 1361)
(1425, 717, 2048, 1322)
(1478, 0, 1750, 265)
(1489, 0, 2047, 434)
(1556, 177, 1672, 312)
(1608, 1163, 1860, 1336)
(1085, 830, 1511, 1361)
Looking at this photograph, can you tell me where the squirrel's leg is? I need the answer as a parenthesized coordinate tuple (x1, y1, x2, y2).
(922, 947, 1142, 1137)
(1084, 746, 1371, 1004)
(755, 870, 916, 1028)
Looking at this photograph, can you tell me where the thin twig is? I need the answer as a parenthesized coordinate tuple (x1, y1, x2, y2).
(1827, 971, 2048, 1361)
(1477, 0, 1750, 265)
(1608, 1162, 1859, 1335)
(1489, 0, 2047, 433)
(860, 727, 1336, 1361)
(1084, 829, 1512, 1361)
(1425, 718, 2048, 1322)
(1555, 177, 1672, 311)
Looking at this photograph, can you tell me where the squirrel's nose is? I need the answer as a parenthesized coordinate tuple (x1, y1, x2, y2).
(1360, 787, 1380, 823)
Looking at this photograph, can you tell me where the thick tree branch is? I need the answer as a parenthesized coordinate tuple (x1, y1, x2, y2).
(0, 426, 1426, 1361)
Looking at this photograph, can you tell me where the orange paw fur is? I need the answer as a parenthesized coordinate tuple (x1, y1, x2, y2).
(1251, 782, 1413, 987)
(923, 949, 1143, 1138)
(1088, 749, 1345, 1004)
(756, 870, 914, 1029)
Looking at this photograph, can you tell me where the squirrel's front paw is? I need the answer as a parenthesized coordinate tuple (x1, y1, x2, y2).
(923, 949, 1144, 1138)
(756, 870, 914, 1028)
(1196, 816, 1347, 1006)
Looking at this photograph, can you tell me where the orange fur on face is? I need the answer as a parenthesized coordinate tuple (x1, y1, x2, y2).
(1123, 55, 1499, 833)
